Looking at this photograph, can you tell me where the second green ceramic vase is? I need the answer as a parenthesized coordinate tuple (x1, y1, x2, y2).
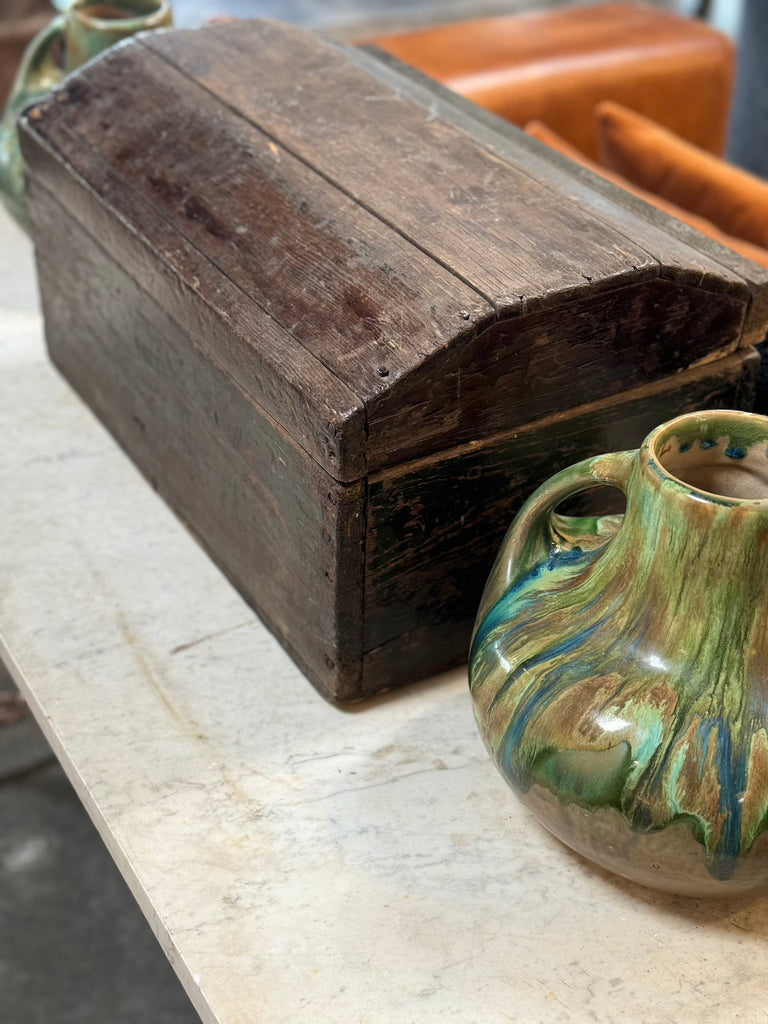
(0, 0, 172, 228)
(470, 409, 768, 897)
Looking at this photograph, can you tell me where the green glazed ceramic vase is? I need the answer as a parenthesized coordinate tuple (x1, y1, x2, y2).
(0, 0, 172, 228)
(470, 409, 768, 897)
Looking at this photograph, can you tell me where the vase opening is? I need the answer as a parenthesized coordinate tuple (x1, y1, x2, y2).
(651, 412, 768, 502)
(77, 0, 166, 23)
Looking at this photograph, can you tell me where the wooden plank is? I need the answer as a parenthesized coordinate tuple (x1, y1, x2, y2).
(357, 45, 768, 343)
(365, 275, 745, 471)
(29, 178, 366, 702)
(22, 30, 763, 476)
(141, 22, 660, 316)
(20, 90, 369, 483)
(22, 45, 492, 423)
(362, 347, 759, 691)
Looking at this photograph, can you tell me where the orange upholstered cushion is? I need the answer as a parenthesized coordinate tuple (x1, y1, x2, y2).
(525, 120, 768, 269)
(595, 100, 768, 249)
(368, 3, 734, 160)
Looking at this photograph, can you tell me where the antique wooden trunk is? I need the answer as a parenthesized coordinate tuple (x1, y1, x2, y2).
(18, 20, 768, 701)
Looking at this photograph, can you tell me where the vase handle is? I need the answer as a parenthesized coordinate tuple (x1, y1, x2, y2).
(476, 449, 636, 625)
(5, 14, 66, 118)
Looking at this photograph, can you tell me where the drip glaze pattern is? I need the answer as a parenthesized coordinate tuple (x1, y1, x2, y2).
(470, 411, 768, 896)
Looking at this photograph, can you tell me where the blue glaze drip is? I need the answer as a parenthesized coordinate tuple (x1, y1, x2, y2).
(700, 439, 719, 449)
(496, 652, 610, 790)
(488, 610, 607, 715)
(725, 444, 747, 459)
(714, 721, 747, 878)
(679, 441, 693, 453)
(470, 547, 596, 664)
(695, 719, 713, 780)
(685, 717, 748, 878)
(490, 598, 621, 775)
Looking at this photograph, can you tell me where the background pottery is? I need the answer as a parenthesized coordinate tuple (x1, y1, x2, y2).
(0, 0, 172, 226)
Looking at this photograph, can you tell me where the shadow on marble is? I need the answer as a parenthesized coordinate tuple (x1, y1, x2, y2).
(339, 664, 468, 714)
(541, 821, 768, 933)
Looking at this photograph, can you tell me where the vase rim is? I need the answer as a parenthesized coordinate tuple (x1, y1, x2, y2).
(72, 0, 171, 28)
(642, 409, 768, 506)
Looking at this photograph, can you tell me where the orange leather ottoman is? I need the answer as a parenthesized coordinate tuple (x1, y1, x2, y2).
(368, 3, 734, 160)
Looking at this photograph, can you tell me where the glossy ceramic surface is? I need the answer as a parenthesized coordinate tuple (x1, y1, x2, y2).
(470, 410, 768, 896)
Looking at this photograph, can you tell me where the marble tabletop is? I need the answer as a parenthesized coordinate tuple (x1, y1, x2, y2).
(2, 204, 768, 1024)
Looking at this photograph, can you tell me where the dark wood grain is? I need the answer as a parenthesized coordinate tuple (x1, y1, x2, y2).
(21, 86, 370, 482)
(23, 45, 492, 440)
(22, 30, 762, 475)
(366, 275, 745, 471)
(357, 43, 768, 341)
(362, 348, 759, 691)
(29, 178, 366, 702)
(141, 22, 659, 313)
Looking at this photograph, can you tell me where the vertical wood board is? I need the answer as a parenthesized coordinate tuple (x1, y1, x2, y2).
(30, 178, 366, 700)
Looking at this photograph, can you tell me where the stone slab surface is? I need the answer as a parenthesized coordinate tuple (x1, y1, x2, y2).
(2, 208, 768, 1024)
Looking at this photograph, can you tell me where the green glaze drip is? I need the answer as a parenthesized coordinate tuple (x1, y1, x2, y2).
(470, 411, 768, 882)
(670, 416, 768, 451)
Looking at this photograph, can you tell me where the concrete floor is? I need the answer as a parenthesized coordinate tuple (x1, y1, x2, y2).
(0, 664, 202, 1023)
